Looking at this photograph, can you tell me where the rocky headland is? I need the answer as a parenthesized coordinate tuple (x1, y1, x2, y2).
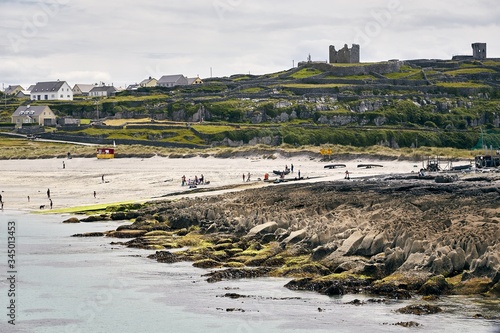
(71, 174, 500, 301)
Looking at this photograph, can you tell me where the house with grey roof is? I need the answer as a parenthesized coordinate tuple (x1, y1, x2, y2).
(157, 74, 188, 87)
(89, 85, 117, 98)
(126, 83, 140, 91)
(11, 105, 56, 127)
(30, 81, 73, 101)
(15, 90, 30, 98)
(5, 85, 24, 96)
(139, 77, 157, 88)
(73, 84, 99, 96)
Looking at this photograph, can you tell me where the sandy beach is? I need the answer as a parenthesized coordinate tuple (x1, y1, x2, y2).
(0, 154, 444, 212)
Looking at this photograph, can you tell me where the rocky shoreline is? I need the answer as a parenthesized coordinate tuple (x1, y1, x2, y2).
(69, 174, 500, 305)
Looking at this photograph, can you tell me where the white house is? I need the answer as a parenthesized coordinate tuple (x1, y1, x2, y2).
(157, 74, 188, 87)
(73, 84, 99, 96)
(30, 81, 73, 101)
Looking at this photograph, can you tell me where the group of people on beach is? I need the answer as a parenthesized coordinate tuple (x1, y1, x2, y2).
(181, 174, 206, 187)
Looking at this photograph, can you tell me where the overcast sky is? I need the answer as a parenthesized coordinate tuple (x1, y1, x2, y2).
(1, 0, 499, 89)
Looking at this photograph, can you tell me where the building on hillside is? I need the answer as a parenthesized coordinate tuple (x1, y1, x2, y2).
(11, 105, 56, 126)
(297, 54, 328, 67)
(89, 85, 117, 98)
(139, 77, 157, 88)
(5, 85, 24, 96)
(58, 117, 81, 126)
(329, 44, 360, 64)
(126, 83, 140, 91)
(472, 43, 487, 60)
(157, 74, 188, 87)
(15, 90, 30, 98)
(452, 42, 488, 61)
(187, 76, 203, 85)
(26, 85, 35, 92)
(30, 81, 73, 101)
(73, 84, 99, 96)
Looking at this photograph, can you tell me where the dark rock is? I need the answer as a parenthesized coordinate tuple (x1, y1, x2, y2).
(63, 217, 80, 224)
(324, 282, 345, 296)
(260, 233, 276, 243)
(367, 284, 412, 299)
(107, 230, 147, 238)
(71, 232, 105, 237)
(393, 321, 421, 327)
(226, 308, 245, 312)
(193, 259, 222, 269)
(80, 214, 110, 222)
(345, 299, 365, 305)
(285, 276, 370, 295)
(170, 214, 199, 229)
(396, 304, 443, 315)
(222, 293, 248, 299)
(148, 251, 180, 264)
(312, 245, 337, 261)
(263, 256, 286, 267)
(204, 268, 272, 283)
(418, 275, 450, 295)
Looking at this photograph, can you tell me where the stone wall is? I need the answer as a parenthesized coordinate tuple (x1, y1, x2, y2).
(303, 61, 401, 77)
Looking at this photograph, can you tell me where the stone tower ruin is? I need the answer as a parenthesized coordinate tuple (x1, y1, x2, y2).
(329, 44, 360, 64)
(472, 43, 487, 60)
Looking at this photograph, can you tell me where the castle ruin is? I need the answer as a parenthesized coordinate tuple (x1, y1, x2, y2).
(472, 42, 487, 60)
(452, 42, 487, 61)
(329, 44, 360, 64)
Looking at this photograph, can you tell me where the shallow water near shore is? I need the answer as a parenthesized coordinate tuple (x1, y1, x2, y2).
(0, 212, 498, 333)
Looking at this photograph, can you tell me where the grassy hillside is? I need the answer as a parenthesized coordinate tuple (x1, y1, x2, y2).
(2, 59, 500, 151)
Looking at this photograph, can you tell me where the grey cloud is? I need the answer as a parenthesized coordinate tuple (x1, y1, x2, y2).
(0, 0, 499, 87)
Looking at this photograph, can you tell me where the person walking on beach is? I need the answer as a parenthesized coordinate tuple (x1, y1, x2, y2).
(0, 194, 2, 202)
(94, 191, 96, 198)
(63, 161, 65, 169)
(298, 170, 301, 179)
(345, 170, 350, 180)
(291, 164, 294, 173)
(49, 199, 53, 209)
(27, 195, 30, 202)
(47, 188, 50, 198)
(243, 173, 245, 182)
(247, 172, 251, 182)
(102, 175, 105, 183)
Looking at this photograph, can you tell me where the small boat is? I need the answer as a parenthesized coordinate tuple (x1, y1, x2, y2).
(324, 164, 346, 169)
(273, 170, 290, 175)
(451, 164, 471, 171)
(357, 164, 383, 169)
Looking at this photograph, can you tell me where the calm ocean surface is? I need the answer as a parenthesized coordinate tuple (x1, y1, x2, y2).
(0, 211, 498, 333)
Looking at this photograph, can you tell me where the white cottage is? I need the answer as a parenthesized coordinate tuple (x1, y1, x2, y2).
(30, 81, 73, 101)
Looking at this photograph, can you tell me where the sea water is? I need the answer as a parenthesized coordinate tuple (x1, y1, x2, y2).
(0, 212, 498, 333)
